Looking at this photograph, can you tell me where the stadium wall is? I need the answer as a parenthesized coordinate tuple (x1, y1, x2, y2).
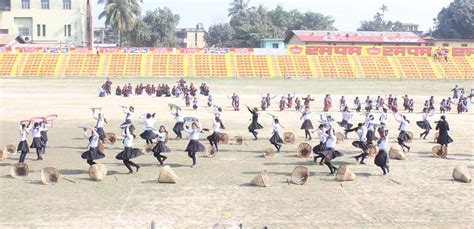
(0, 46, 472, 79)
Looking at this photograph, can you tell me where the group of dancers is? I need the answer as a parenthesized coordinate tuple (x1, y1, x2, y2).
(17, 81, 465, 176)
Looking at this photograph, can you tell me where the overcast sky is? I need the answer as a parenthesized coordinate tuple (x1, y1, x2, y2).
(93, 0, 454, 32)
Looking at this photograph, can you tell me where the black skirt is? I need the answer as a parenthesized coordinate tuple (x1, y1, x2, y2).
(17, 140, 29, 153)
(366, 130, 375, 143)
(352, 141, 369, 150)
(152, 141, 171, 156)
(140, 129, 157, 140)
(173, 122, 184, 132)
(416, 120, 432, 130)
(269, 132, 283, 145)
(300, 119, 314, 130)
(374, 149, 389, 167)
(96, 127, 106, 140)
(185, 140, 206, 152)
(248, 121, 263, 131)
(437, 134, 453, 145)
(207, 132, 220, 143)
(30, 137, 45, 149)
(40, 131, 48, 142)
(81, 147, 105, 160)
(321, 148, 344, 160)
(398, 131, 411, 142)
(338, 120, 353, 129)
(313, 142, 327, 154)
(116, 147, 143, 160)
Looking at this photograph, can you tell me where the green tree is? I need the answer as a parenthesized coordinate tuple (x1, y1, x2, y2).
(99, 0, 142, 46)
(205, 23, 235, 47)
(228, 0, 250, 17)
(124, 7, 180, 47)
(380, 4, 388, 23)
(432, 0, 474, 39)
(230, 5, 280, 47)
(358, 11, 404, 32)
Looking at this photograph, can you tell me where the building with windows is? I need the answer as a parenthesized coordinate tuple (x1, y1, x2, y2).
(0, 0, 91, 46)
(176, 23, 206, 48)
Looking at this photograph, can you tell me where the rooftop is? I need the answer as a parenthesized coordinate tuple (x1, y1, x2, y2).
(284, 30, 425, 44)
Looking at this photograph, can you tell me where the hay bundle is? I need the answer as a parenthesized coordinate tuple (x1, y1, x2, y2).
(104, 133, 117, 144)
(158, 165, 179, 183)
(336, 132, 344, 144)
(250, 170, 271, 187)
(142, 144, 153, 154)
(41, 167, 60, 185)
(283, 132, 295, 144)
(88, 164, 107, 181)
(291, 166, 309, 185)
(367, 145, 378, 157)
(0, 148, 7, 161)
(405, 131, 413, 143)
(263, 148, 275, 159)
(433, 132, 439, 143)
(296, 143, 312, 158)
(389, 146, 406, 160)
(232, 136, 243, 145)
(10, 163, 29, 178)
(452, 166, 471, 183)
(432, 145, 447, 158)
(219, 133, 229, 144)
(5, 144, 16, 154)
(207, 146, 217, 158)
(335, 165, 356, 182)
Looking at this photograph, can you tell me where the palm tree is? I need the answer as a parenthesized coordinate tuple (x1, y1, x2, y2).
(228, 0, 250, 17)
(380, 4, 388, 23)
(99, 0, 142, 46)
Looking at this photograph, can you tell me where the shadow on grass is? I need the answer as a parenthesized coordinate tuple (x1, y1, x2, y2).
(59, 169, 84, 175)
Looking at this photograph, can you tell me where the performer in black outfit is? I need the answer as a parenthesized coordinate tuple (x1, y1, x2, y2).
(435, 115, 453, 153)
(81, 128, 105, 166)
(312, 124, 327, 165)
(416, 109, 434, 140)
(29, 122, 45, 160)
(247, 107, 263, 140)
(269, 118, 284, 152)
(300, 106, 314, 140)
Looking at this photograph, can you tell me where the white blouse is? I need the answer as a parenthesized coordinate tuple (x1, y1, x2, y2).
(317, 128, 327, 143)
(124, 111, 134, 121)
(30, 127, 41, 138)
(84, 130, 99, 148)
(154, 131, 167, 142)
(172, 110, 184, 122)
(212, 120, 221, 133)
(272, 121, 281, 133)
(325, 130, 336, 148)
(19, 126, 28, 141)
(301, 111, 311, 120)
(357, 127, 367, 142)
(141, 118, 156, 130)
(94, 115, 105, 128)
(394, 115, 408, 131)
(122, 129, 134, 147)
(342, 111, 351, 121)
(185, 124, 202, 140)
(378, 138, 387, 151)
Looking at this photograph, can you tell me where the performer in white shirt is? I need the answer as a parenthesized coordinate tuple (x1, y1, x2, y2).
(92, 110, 107, 142)
(320, 126, 344, 174)
(374, 129, 389, 175)
(29, 122, 45, 160)
(346, 123, 370, 164)
(115, 125, 142, 173)
(300, 106, 314, 140)
(207, 117, 221, 152)
(39, 121, 50, 154)
(312, 124, 328, 165)
(184, 121, 205, 167)
(394, 112, 411, 153)
(17, 122, 31, 163)
(81, 128, 105, 166)
(151, 126, 171, 165)
(171, 107, 185, 139)
(416, 109, 434, 140)
(139, 113, 157, 145)
(121, 106, 135, 129)
(269, 118, 284, 152)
